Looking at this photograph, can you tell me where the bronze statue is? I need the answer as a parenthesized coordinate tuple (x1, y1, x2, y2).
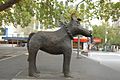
(27, 15, 92, 78)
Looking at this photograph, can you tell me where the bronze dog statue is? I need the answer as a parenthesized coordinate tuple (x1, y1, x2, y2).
(27, 15, 92, 78)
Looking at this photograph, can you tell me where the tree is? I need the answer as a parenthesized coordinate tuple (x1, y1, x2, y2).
(0, 0, 21, 11)
(0, 0, 76, 28)
(93, 24, 120, 45)
(107, 27, 120, 45)
(92, 25, 105, 41)
(0, 0, 119, 28)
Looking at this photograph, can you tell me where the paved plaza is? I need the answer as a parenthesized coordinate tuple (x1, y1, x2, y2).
(0, 47, 120, 80)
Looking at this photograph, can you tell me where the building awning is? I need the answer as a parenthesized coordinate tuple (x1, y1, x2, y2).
(93, 37, 102, 43)
(2, 37, 28, 41)
(73, 37, 89, 42)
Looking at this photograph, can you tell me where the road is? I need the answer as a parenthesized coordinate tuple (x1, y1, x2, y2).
(0, 47, 120, 80)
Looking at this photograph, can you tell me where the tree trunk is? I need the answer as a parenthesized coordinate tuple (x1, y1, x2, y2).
(0, 0, 21, 11)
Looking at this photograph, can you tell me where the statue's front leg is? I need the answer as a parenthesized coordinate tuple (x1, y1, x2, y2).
(63, 49, 72, 77)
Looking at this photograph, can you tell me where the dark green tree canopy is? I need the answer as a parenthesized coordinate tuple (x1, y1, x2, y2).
(0, 0, 119, 28)
(0, 0, 119, 45)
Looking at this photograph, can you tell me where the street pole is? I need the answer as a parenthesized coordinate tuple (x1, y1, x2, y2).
(82, 1, 87, 52)
(76, 0, 84, 58)
(77, 35, 81, 58)
(105, 22, 108, 51)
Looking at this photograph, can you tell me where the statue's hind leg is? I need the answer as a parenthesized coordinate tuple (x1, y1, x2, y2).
(34, 52, 40, 73)
(28, 43, 40, 78)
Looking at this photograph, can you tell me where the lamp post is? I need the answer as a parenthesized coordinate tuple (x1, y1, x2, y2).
(76, 0, 84, 58)
(77, 35, 81, 58)
(104, 25, 108, 51)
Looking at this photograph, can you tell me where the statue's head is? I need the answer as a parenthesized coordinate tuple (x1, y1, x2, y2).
(68, 14, 92, 37)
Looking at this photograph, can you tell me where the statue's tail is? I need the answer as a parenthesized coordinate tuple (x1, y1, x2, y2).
(27, 33, 35, 61)
(27, 33, 35, 49)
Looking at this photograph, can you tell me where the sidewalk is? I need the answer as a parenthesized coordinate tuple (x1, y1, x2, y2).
(85, 51, 120, 72)
(12, 50, 120, 80)
(0, 47, 27, 60)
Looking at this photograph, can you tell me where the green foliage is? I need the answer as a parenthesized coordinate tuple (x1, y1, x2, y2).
(0, 0, 119, 29)
(0, 0, 78, 28)
(93, 24, 120, 45)
(80, 0, 120, 22)
(107, 28, 120, 45)
(0, 28, 5, 35)
(0, 0, 119, 45)
(92, 25, 105, 42)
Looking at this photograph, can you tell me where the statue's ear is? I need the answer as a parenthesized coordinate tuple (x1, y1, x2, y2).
(71, 13, 77, 21)
(77, 18, 82, 21)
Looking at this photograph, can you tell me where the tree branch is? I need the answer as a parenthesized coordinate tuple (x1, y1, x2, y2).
(0, 0, 21, 11)
(75, 0, 84, 11)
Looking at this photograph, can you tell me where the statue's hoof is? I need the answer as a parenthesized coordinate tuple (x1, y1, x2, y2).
(36, 70, 40, 73)
(64, 73, 73, 78)
(29, 73, 40, 78)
